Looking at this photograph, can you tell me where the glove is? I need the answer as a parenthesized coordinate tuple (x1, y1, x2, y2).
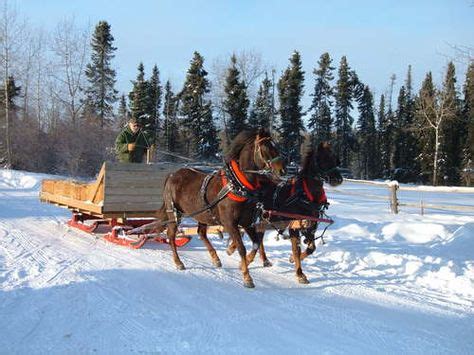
(127, 143, 136, 151)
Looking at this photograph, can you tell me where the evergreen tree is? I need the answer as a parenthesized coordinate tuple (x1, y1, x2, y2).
(278, 50, 305, 163)
(441, 62, 462, 185)
(223, 54, 249, 140)
(393, 85, 407, 169)
(248, 73, 273, 130)
(163, 80, 178, 153)
(334, 56, 355, 167)
(356, 86, 377, 179)
(180, 51, 219, 159)
(403, 66, 419, 174)
(308, 52, 334, 143)
(117, 94, 129, 128)
(128, 62, 150, 124)
(415, 72, 436, 183)
(462, 62, 474, 185)
(0, 76, 21, 109)
(148, 64, 162, 142)
(83, 21, 118, 127)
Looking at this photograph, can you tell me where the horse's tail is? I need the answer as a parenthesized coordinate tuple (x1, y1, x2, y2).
(153, 173, 174, 229)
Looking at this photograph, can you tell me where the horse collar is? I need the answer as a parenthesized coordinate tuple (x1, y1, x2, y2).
(229, 159, 260, 191)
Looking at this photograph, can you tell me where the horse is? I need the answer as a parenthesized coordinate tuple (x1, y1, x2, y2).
(229, 141, 343, 284)
(154, 129, 285, 288)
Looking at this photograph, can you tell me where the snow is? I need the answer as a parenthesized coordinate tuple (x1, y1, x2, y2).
(1, 169, 473, 354)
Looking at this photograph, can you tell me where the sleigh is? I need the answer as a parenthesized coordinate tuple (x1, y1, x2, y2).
(39, 161, 208, 248)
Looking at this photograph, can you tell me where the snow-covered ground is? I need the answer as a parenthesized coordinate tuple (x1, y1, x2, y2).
(0, 168, 473, 354)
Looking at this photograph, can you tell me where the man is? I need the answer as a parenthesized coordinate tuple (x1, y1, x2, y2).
(115, 117, 152, 163)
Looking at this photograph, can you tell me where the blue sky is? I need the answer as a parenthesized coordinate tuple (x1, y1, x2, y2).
(20, 0, 474, 107)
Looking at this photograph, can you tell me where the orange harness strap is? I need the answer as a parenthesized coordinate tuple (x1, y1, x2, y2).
(220, 171, 248, 202)
(230, 159, 260, 190)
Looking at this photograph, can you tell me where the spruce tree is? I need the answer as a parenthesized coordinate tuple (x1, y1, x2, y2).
(163, 80, 178, 154)
(223, 54, 249, 140)
(462, 62, 474, 185)
(278, 50, 305, 163)
(393, 85, 407, 169)
(148, 64, 162, 142)
(129, 63, 150, 123)
(441, 62, 462, 185)
(83, 21, 118, 128)
(117, 94, 129, 128)
(248, 73, 273, 130)
(334, 56, 356, 168)
(356, 85, 377, 179)
(308, 52, 334, 143)
(180, 51, 219, 159)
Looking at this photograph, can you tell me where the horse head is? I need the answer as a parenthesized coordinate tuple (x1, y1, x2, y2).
(226, 128, 286, 179)
(301, 141, 343, 187)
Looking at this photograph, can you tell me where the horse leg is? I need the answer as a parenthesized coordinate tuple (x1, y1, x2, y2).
(198, 223, 222, 268)
(226, 238, 237, 256)
(300, 224, 318, 261)
(289, 229, 309, 284)
(290, 225, 317, 263)
(257, 236, 272, 267)
(243, 227, 262, 266)
(226, 224, 254, 288)
(167, 222, 185, 270)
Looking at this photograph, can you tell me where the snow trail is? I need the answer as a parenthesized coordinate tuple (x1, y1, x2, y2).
(0, 169, 473, 353)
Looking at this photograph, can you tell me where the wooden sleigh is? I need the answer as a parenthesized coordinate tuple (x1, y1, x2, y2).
(39, 162, 207, 248)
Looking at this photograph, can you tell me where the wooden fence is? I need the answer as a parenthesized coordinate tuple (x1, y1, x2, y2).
(330, 179, 474, 215)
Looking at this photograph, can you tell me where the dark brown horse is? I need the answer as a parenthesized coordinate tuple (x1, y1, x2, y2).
(231, 141, 342, 284)
(154, 129, 285, 288)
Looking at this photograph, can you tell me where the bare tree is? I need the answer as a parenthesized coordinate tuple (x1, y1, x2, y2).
(417, 87, 457, 185)
(0, 1, 26, 167)
(49, 17, 89, 126)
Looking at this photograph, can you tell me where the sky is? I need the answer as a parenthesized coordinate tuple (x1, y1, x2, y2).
(18, 0, 474, 110)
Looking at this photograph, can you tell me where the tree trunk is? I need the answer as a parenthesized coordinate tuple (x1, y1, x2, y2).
(433, 127, 439, 186)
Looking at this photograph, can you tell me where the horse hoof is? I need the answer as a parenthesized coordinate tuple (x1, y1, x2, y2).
(176, 263, 186, 270)
(263, 260, 273, 267)
(289, 256, 295, 263)
(244, 280, 255, 288)
(226, 248, 235, 256)
(298, 275, 309, 284)
(213, 259, 222, 268)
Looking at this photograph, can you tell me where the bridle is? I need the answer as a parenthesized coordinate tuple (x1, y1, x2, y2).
(252, 136, 283, 177)
(313, 155, 339, 183)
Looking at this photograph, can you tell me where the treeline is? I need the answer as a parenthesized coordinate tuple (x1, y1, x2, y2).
(0, 11, 473, 185)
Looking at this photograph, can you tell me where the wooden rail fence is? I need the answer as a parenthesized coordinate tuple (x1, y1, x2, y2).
(330, 178, 474, 215)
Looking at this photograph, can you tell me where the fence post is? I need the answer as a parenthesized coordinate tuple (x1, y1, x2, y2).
(389, 182, 399, 214)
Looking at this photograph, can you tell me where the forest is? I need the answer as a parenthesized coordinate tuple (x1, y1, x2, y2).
(0, 6, 473, 186)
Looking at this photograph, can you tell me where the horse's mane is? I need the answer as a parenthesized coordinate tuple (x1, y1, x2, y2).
(225, 129, 270, 162)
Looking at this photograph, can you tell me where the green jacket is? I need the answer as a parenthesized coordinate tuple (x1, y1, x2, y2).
(115, 126, 152, 163)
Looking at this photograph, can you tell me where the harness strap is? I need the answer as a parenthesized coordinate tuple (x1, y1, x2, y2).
(302, 179, 315, 202)
(230, 159, 260, 190)
(220, 171, 248, 202)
